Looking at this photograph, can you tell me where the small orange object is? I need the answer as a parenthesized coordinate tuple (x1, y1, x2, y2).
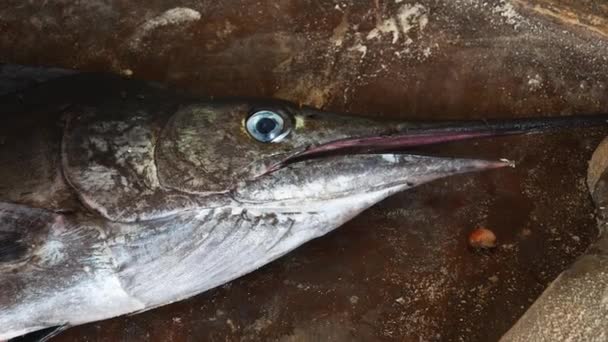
(468, 227, 497, 249)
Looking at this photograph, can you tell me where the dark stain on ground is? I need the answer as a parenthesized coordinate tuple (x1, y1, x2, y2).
(2, 0, 608, 341)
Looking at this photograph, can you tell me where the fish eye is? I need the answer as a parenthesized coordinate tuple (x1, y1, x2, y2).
(246, 110, 290, 143)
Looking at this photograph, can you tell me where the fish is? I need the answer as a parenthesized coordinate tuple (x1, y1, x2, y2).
(1, 68, 607, 340)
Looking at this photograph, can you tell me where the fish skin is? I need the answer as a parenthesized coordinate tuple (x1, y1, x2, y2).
(0, 70, 604, 339)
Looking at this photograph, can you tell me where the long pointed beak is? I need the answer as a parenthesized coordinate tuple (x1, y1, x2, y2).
(280, 108, 608, 167)
(292, 111, 608, 160)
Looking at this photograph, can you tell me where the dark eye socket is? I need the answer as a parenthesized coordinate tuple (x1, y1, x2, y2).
(246, 110, 290, 143)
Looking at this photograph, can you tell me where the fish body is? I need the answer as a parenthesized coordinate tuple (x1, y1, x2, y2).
(0, 70, 606, 339)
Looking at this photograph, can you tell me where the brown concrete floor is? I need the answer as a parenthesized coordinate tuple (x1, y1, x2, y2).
(2, 0, 608, 341)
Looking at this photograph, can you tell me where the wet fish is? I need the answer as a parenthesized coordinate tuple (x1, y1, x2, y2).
(1, 70, 607, 340)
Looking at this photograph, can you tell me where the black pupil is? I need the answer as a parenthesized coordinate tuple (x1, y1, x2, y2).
(256, 117, 277, 135)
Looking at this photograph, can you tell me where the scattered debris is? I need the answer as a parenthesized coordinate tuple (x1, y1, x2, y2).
(226, 318, 237, 332)
(331, 14, 349, 47)
(367, 3, 428, 45)
(349, 43, 368, 59)
(250, 317, 272, 332)
(492, 0, 524, 28)
(130, 7, 201, 48)
(528, 74, 543, 91)
(468, 227, 497, 249)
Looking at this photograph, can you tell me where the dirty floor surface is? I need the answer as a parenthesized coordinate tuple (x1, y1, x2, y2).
(2, 0, 608, 341)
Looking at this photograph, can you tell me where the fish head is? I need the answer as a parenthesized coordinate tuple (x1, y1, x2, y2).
(63, 98, 511, 224)
(153, 99, 511, 241)
(137, 99, 513, 298)
(157, 99, 509, 198)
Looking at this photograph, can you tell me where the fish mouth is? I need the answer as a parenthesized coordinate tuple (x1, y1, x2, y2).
(264, 112, 608, 174)
(292, 130, 509, 160)
(264, 129, 515, 175)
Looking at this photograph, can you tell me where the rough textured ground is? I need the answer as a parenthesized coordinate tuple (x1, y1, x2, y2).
(1, 1, 608, 341)
(499, 138, 608, 342)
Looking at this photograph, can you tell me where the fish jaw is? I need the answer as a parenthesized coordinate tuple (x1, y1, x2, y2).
(234, 153, 510, 207)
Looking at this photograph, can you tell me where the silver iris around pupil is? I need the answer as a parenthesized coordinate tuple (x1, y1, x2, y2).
(246, 110, 285, 142)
